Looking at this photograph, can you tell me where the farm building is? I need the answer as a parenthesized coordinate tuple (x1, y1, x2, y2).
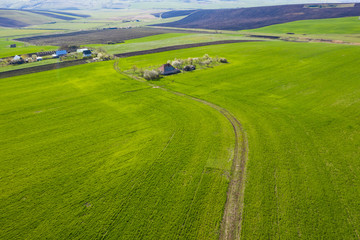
(13, 55, 22, 61)
(158, 63, 180, 75)
(10, 44, 16, 48)
(77, 48, 88, 53)
(12, 55, 24, 64)
(82, 50, 92, 57)
(52, 50, 67, 58)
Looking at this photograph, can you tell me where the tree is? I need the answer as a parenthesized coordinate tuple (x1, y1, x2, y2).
(143, 70, 160, 80)
(172, 60, 182, 69)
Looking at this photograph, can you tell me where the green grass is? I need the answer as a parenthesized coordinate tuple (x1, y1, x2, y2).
(2, 34, 360, 238)
(87, 32, 246, 54)
(0, 59, 58, 72)
(0, 38, 58, 58)
(244, 17, 360, 34)
(119, 41, 360, 239)
(0, 61, 234, 239)
(0, 28, 60, 38)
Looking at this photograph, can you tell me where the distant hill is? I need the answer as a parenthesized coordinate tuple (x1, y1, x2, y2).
(0, 0, 352, 10)
(0, 16, 29, 27)
(153, 3, 360, 30)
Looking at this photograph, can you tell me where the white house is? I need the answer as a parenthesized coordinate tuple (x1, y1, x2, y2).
(13, 55, 21, 61)
(77, 48, 88, 53)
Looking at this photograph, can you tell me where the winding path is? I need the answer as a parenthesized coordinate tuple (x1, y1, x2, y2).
(114, 61, 249, 240)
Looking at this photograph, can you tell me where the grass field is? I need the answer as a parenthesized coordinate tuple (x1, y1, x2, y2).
(244, 16, 360, 34)
(0, 28, 60, 38)
(1, 22, 360, 239)
(118, 41, 360, 239)
(0, 61, 234, 239)
(242, 16, 360, 43)
(0, 39, 57, 58)
(0, 58, 59, 72)
(87, 33, 246, 54)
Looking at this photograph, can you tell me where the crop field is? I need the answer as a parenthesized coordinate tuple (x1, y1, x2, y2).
(88, 33, 247, 54)
(14, 28, 209, 46)
(0, 58, 59, 73)
(244, 16, 360, 34)
(0, 39, 57, 58)
(0, 61, 234, 239)
(0, 28, 59, 38)
(2, 13, 360, 239)
(118, 41, 360, 239)
(26, 9, 184, 31)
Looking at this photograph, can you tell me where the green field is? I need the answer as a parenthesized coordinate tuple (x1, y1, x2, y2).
(0, 28, 60, 38)
(0, 61, 234, 239)
(119, 41, 360, 238)
(87, 32, 246, 54)
(1, 17, 360, 239)
(244, 17, 360, 34)
(241, 16, 360, 44)
(0, 58, 59, 72)
(0, 39, 58, 58)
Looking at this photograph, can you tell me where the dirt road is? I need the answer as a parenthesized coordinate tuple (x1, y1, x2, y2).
(114, 62, 249, 240)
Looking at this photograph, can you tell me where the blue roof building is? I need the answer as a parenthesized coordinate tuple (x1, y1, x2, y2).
(56, 50, 67, 56)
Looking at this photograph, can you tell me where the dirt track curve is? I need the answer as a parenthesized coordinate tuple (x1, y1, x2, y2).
(114, 60, 249, 240)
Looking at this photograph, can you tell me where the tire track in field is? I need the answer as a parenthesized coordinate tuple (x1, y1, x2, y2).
(114, 62, 248, 240)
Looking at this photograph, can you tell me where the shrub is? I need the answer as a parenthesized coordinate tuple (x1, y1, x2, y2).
(183, 65, 196, 71)
(172, 60, 182, 69)
(143, 70, 160, 80)
(132, 65, 138, 73)
(203, 59, 212, 67)
(96, 52, 113, 61)
(219, 58, 228, 63)
(183, 65, 192, 71)
(202, 54, 210, 60)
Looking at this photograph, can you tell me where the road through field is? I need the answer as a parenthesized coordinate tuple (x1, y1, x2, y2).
(114, 61, 248, 240)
